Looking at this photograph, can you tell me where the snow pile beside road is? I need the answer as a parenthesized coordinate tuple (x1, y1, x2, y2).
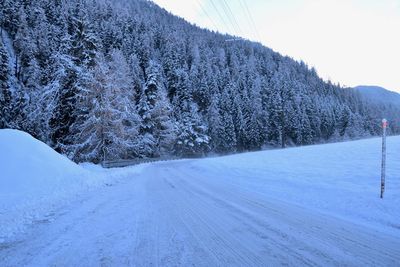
(0, 129, 105, 240)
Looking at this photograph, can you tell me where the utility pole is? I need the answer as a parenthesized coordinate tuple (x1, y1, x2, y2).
(380, 118, 388, 199)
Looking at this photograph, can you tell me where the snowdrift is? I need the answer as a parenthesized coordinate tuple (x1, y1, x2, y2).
(0, 129, 87, 196)
(0, 129, 103, 240)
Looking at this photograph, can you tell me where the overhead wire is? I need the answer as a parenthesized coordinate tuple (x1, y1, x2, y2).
(237, 0, 256, 40)
(209, 0, 236, 34)
(195, 0, 220, 32)
(239, 0, 262, 41)
(220, 0, 243, 36)
(198, 0, 256, 41)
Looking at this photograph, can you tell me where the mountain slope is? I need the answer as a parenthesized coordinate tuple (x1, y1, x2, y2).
(1, 136, 399, 265)
(0, 0, 399, 163)
(355, 85, 400, 106)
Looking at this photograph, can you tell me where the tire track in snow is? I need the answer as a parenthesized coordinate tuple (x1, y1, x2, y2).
(1, 162, 400, 266)
(172, 164, 400, 266)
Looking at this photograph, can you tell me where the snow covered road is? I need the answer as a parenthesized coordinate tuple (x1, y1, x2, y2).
(1, 150, 400, 266)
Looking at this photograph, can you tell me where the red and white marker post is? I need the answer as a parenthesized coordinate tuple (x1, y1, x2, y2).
(380, 119, 388, 199)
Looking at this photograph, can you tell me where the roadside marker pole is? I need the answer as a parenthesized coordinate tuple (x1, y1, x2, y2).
(380, 119, 388, 199)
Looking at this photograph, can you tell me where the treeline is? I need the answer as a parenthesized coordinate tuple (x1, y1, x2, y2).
(0, 0, 399, 163)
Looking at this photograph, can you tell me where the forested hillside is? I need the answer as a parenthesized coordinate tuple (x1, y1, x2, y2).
(355, 85, 400, 106)
(0, 0, 399, 163)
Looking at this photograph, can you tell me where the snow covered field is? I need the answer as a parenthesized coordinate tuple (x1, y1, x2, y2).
(0, 130, 399, 266)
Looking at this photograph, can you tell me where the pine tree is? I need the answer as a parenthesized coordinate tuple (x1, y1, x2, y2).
(0, 0, 21, 36)
(173, 69, 209, 156)
(50, 3, 99, 156)
(68, 5, 98, 69)
(240, 86, 263, 151)
(106, 49, 140, 159)
(267, 65, 294, 148)
(218, 109, 237, 153)
(217, 84, 237, 152)
(69, 55, 106, 163)
(138, 60, 175, 157)
(71, 50, 140, 162)
(13, 6, 34, 83)
(0, 40, 11, 128)
(49, 54, 86, 155)
(9, 90, 27, 131)
(152, 84, 176, 157)
(207, 93, 221, 151)
(189, 50, 210, 113)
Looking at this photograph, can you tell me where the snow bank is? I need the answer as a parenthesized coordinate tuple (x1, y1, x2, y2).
(0, 129, 105, 240)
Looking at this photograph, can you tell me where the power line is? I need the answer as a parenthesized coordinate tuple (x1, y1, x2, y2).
(200, 0, 253, 40)
(239, 0, 262, 41)
(237, 0, 256, 40)
(209, 0, 235, 34)
(220, 0, 243, 36)
(244, 0, 262, 40)
(195, 0, 220, 32)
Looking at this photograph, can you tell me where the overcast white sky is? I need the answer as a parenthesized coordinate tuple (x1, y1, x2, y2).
(152, 0, 400, 92)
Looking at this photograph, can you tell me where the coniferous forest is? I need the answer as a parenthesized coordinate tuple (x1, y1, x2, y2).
(0, 0, 399, 163)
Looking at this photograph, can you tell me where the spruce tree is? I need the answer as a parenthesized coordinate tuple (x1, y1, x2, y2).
(0, 40, 11, 128)
(138, 60, 176, 157)
(173, 69, 209, 156)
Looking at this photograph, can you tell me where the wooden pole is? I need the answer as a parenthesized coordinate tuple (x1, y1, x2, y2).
(380, 119, 387, 199)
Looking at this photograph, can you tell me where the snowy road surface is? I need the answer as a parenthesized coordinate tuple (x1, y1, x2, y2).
(1, 137, 400, 266)
(1, 163, 400, 266)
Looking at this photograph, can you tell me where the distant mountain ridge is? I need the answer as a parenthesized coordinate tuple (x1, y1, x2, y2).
(354, 85, 400, 106)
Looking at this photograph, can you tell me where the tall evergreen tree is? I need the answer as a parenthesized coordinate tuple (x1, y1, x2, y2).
(173, 69, 209, 156)
(0, 40, 11, 128)
(138, 60, 175, 157)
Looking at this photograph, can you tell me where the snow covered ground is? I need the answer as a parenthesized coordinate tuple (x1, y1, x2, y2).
(0, 130, 399, 266)
(0, 129, 144, 241)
